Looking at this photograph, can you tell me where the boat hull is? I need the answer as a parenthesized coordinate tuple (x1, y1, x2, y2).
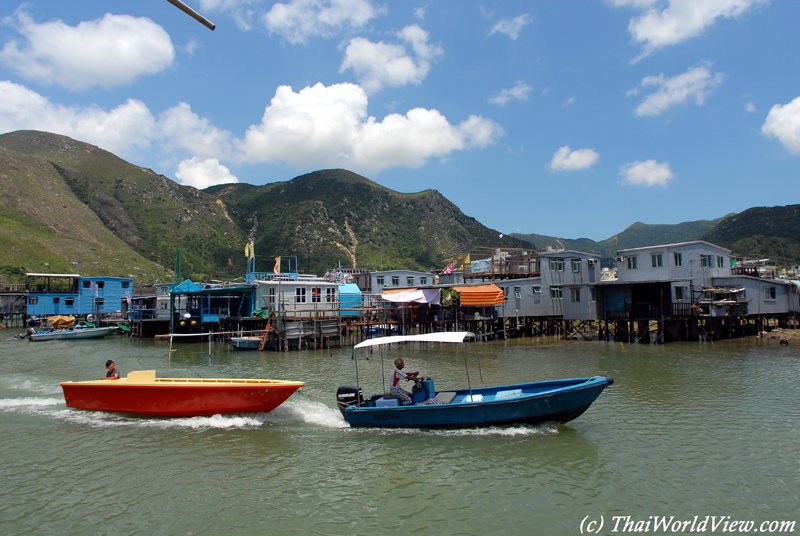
(343, 376, 612, 429)
(230, 336, 261, 350)
(30, 326, 116, 341)
(61, 372, 304, 416)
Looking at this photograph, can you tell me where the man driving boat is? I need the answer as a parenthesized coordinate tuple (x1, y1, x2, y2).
(389, 358, 423, 405)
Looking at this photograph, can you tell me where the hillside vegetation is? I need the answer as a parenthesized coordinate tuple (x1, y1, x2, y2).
(0, 131, 523, 283)
(1, 130, 798, 284)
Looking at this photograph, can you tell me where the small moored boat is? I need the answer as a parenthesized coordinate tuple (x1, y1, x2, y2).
(230, 336, 262, 351)
(337, 332, 613, 429)
(28, 326, 117, 341)
(61, 370, 304, 416)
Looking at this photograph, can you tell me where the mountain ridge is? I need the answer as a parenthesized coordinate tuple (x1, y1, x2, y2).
(1, 130, 798, 283)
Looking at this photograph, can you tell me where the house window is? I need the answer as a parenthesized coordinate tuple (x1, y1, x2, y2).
(651, 254, 663, 267)
(407, 276, 414, 286)
(376, 276, 384, 286)
(701, 255, 712, 268)
(29, 297, 38, 305)
(533, 286, 541, 304)
(550, 286, 563, 299)
(122, 281, 130, 289)
(326, 288, 336, 302)
(95, 298, 104, 306)
(269, 288, 276, 307)
(53, 297, 60, 304)
(83, 281, 91, 289)
(627, 256, 638, 269)
(514, 287, 521, 299)
(65, 298, 74, 306)
(311, 287, 321, 303)
(420, 277, 427, 285)
(570, 288, 581, 302)
(295, 288, 306, 303)
(674, 253, 682, 266)
(392, 276, 399, 286)
(590, 288, 597, 302)
(766, 287, 776, 300)
(717, 256, 725, 268)
(675, 287, 686, 301)
(572, 259, 581, 272)
(549, 259, 565, 272)
(97, 281, 104, 289)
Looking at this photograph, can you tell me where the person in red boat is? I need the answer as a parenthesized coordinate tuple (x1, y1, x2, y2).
(102, 360, 120, 380)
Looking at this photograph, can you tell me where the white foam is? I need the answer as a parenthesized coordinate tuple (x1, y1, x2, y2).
(0, 397, 63, 410)
(348, 422, 559, 437)
(268, 398, 347, 428)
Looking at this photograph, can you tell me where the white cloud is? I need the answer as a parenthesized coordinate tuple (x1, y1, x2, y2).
(0, 10, 174, 90)
(745, 101, 756, 113)
(200, 0, 260, 31)
(549, 146, 600, 172)
(609, 0, 766, 61)
(0, 81, 156, 156)
(0, 80, 502, 178)
(175, 157, 239, 189)
(619, 159, 674, 187)
(488, 14, 533, 40)
(340, 24, 443, 94)
(264, 0, 385, 44)
(239, 82, 503, 173)
(414, 7, 426, 20)
(158, 103, 235, 160)
(629, 64, 723, 116)
(762, 96, 800, 154)
(489, 80, 532, 106)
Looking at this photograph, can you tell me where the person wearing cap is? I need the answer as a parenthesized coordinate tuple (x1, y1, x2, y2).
(102, 360, 121, 380)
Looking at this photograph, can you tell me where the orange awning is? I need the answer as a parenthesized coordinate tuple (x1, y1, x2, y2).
(453, 284, 504, 306)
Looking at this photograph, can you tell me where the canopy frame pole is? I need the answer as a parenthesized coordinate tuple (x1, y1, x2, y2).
(475, 338, 484, 388)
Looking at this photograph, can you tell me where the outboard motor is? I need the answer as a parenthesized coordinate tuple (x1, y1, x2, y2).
(336, 386, 363, 418)
(18, 328, 35, 340)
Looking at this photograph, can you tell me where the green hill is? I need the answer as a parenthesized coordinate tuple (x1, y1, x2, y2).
(701, 205, 800, 265)
(0, 131, 523, 282)
(2, 130, 797, 284)
(207, 169, 526, 275)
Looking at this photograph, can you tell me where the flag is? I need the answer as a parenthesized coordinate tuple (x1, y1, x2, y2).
(274, 256, 281, 275)
(244, 241, 255, 258)
(125, 290, 131, 304)
(458, 254, 471, 270)
(443, 262, 454, 274)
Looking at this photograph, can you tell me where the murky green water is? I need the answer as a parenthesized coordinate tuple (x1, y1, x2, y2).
(1, 329, 798, 535)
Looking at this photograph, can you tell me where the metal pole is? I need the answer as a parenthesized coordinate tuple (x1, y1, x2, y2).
(165, 0, 216, 30)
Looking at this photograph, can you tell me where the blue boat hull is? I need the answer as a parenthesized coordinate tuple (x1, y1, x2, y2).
(343, 376, 612, 429)
(230, 337, 261, 351)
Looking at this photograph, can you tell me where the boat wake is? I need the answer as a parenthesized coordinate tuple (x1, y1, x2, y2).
(0, 395, 345, 431)
(0, 396, 63, 411)
(350, 422, 560, 437)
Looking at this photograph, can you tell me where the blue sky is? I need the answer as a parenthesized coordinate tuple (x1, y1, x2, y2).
(1, 0, 798, 241)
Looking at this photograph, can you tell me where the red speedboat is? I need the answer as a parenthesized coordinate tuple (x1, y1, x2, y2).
(61, 370, 304, 416)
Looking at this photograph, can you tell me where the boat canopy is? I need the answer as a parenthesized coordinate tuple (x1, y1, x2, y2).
(453, 284, 504, 306)
(381, 288, 441, 304)
(354, 331, 474, 349)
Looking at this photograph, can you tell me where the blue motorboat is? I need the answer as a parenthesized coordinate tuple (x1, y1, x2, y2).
(336, 332, 613, 429)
